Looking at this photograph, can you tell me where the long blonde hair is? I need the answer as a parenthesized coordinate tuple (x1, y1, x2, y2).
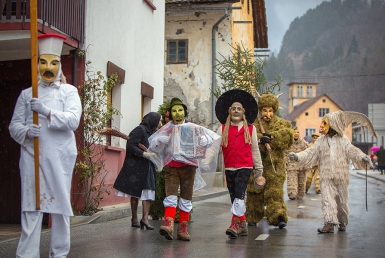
(221, 108, 251, 147)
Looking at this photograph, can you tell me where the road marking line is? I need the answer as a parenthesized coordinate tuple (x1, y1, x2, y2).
(255, 234, 269, 240)
(297, 205, 306, 208)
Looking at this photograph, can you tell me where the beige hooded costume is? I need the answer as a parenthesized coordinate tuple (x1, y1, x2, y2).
(285, 130, 309, 200)
(290, 111, 375, 232)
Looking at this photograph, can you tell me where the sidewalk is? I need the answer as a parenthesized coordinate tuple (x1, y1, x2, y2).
(352, 168, 385, 183)
(0, 186, 228, 243)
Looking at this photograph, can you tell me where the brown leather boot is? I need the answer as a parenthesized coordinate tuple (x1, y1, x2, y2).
(226, 218, 240, 238)
(159, 217, 174, 240)
(238, 220, 248, 236)
(317, 222, 335, 233)
(177, 221, 190, 241)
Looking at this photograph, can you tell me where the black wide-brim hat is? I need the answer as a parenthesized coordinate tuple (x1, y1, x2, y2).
(215, 89, 258, 124)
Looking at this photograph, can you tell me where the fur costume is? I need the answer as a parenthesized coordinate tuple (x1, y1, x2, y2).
(306, 139, 321, 193)
(285, 134, 309, 200)
(246, 94, 294, 227)
(292, 110, 375, 229)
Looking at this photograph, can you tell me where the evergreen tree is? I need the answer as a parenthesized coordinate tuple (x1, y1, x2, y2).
(347, 35, 360, 57)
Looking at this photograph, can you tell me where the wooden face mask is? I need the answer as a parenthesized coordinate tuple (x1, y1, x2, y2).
(229, 102, 245, 124)
(319, 117, 330, 135)
(39, 54, 61, 83)
(171, 104, 185, 124)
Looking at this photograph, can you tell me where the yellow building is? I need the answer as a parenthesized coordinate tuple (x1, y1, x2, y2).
(284, 82, 352, 141)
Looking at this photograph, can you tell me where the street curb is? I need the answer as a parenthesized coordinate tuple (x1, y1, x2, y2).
(355, 171, 385, 183)
(192, 189, 228, 202)
(70, 189, 229, 227)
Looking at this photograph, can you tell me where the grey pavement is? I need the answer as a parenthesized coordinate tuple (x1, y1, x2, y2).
(0, 186, 228, 243)
(0, 168, 383, 244)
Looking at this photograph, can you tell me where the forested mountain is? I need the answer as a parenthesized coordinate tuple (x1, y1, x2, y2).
(263, 0, 385, 117)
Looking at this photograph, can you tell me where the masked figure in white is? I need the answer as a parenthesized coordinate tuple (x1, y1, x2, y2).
(9, 34, 82, 257)
(289, 111, 375, 233)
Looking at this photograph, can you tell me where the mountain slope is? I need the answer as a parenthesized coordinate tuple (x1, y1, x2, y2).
(264, 0, 385, 116)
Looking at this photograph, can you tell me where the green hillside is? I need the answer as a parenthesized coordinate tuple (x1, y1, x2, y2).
(264, 0, 385, 116)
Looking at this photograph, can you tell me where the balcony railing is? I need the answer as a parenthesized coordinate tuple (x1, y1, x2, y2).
(0, 0, 85, 43)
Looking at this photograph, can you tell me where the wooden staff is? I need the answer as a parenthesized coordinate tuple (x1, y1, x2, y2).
(257, 115, 271, 151)
(30, 0, 40, 210)
(257, 114, 277, 173)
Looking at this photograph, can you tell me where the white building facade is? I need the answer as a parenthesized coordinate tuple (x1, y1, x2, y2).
(353, 103, 385, 147)
(85, 0, 165, 148)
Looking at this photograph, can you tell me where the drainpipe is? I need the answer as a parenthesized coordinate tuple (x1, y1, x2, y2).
(211, 9, 229, 130)
(72, 49, 78, 87)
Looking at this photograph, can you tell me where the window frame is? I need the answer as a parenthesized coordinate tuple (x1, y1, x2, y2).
(297, 85, 303, 97)
(305, 128, 317, 136)
(166, 39, 188, 65)
(319, 108, 330, 117)
(306, 85, 312, 97)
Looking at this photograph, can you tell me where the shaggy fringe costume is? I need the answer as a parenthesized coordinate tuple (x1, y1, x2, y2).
(246, 94, 294, 227)
(285, 134, 309, 200)
(293, 111, 375, 232)
(306, 137, 321, 193)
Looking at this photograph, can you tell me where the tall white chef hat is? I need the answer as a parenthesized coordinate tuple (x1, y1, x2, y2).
(38, 33, 66, 57)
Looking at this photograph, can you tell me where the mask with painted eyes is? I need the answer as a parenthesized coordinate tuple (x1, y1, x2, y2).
(319, 117, 330, 135)
(261, 106, 274, 122)
(39, 54, 61, 83)
(229, 102, 245, 123)
(293, 129, 299, 140)
(171, 104, 185, 124)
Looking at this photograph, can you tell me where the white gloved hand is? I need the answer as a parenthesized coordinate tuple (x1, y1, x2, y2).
(158, 135, 170, 144)
(30, 98, 50, 117)
(27, 124, 41, 138)
(362, 156, 371, 164)
(288, 152, 298, 161)
(142, 152, 156, 160)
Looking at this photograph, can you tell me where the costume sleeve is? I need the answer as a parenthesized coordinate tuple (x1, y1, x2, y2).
(296, 138, 320, 168)
(345, 136, 369, 169)
(251, 125, 263, 177)
(8, 90, 31, 147)
(126, 126, 146, 158)
(49, 85, 82, 131)
(269, 119, 294, 151)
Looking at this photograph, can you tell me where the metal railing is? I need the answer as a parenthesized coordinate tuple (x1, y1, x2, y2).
(0, 0, 85, 43)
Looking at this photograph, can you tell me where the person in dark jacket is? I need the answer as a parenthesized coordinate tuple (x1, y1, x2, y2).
(376, 145, 385, 175)
(113, 112, 162, 230)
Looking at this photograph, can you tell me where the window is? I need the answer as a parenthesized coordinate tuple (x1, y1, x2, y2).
(322, 99, 326, 103)
(305, 112, 309, 116)
(319, 108, 329, 117)
(306, 85, 313, 97)
(297, 85, 303, 97)
(167, 39, 188, 64)
(305, 128, 316, 136)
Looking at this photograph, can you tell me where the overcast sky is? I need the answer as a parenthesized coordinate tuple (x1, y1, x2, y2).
(265, 0, 329, 54)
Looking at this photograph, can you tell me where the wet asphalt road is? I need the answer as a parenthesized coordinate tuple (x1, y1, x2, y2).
(1, 172, 385, 258)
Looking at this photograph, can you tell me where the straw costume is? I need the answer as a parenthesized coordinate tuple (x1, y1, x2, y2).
(289, 111, 375, 233)
(285, 127, 310, 200)
(305, 132, 321, 194)
(246, 93, 294, 228)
